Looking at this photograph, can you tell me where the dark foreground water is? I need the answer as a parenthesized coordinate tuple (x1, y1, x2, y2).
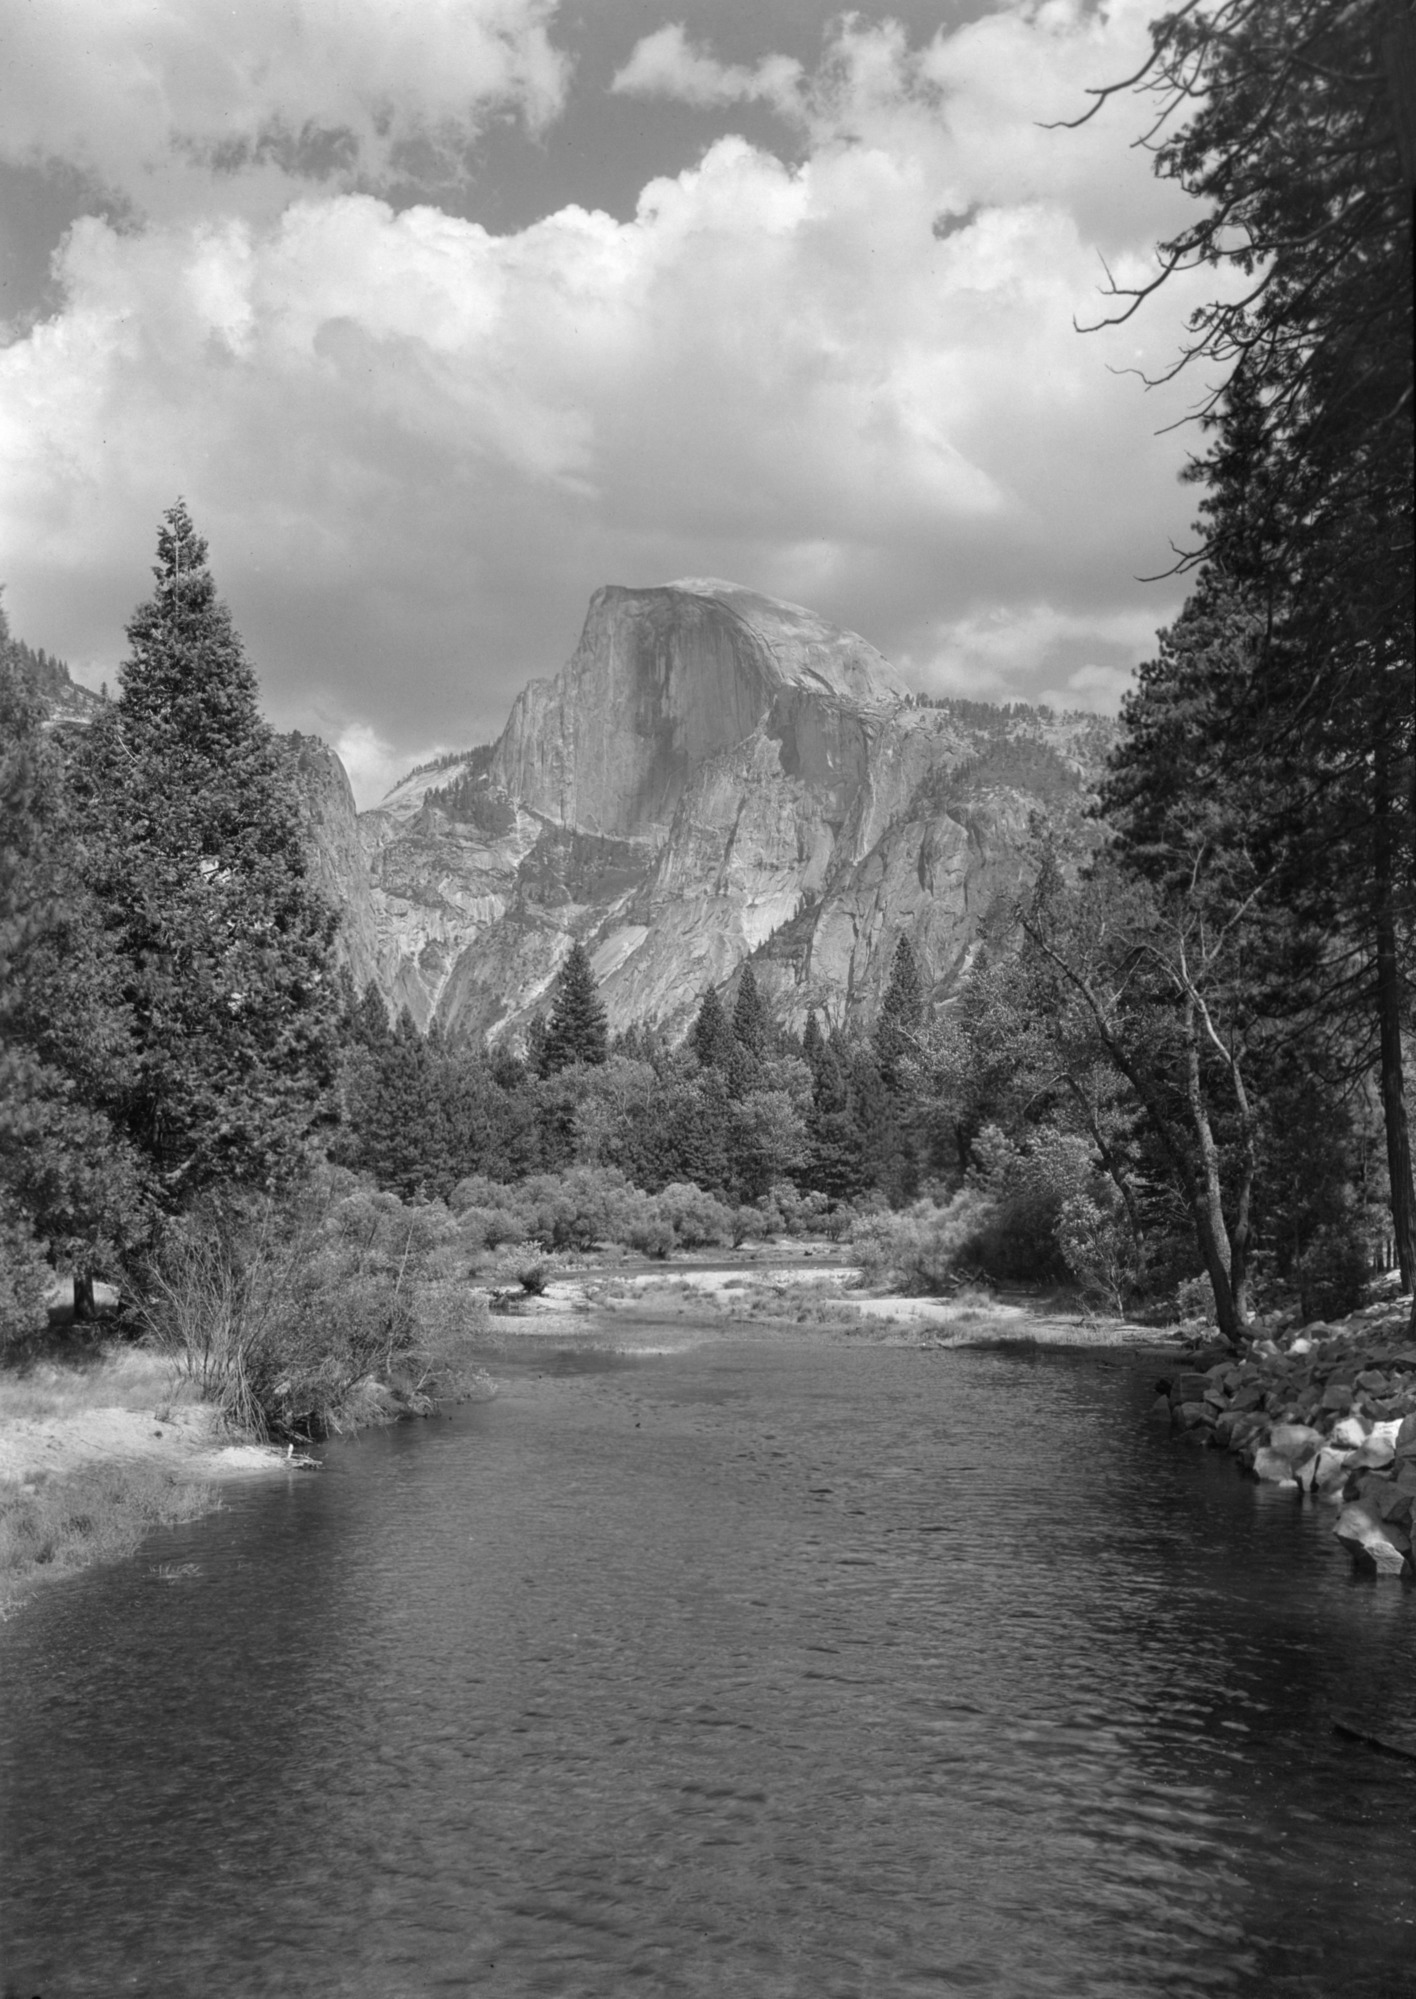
(2, 1333, 1414, 1998)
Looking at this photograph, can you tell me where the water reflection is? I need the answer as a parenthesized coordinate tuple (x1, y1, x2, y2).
(2, 1338, 1412, 1997)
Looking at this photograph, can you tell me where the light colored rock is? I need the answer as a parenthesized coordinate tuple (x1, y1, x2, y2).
(1334, 1504, 1411, 1575)
(1252, 1447, 1300, 1486)
(293, 579, 1115, 1042)
(1267, 1422, 1324, 1465)
(1329, 1414, 1369, 1450)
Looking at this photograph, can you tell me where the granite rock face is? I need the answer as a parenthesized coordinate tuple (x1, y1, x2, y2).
(293, 580, 1115, 1042)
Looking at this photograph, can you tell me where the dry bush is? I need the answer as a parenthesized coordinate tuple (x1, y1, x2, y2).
(849, 1189, 997, 1294)
(141, 1175, 488, 1438)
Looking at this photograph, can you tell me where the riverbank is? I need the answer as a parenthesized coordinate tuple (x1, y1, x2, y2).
(1159, 1287, 1416, 1579)
(0, 1325, 503, 1613)
(484, 1255, 1169, 1351)
(0, 1346, 314, 1614)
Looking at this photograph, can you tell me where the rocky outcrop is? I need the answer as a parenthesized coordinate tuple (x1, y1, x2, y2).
(490, 581, 909, 839)
(293, 579, 1115, 1040)
(283, 734, 382, 996)
(1159, 1297, 1416, 1577)
(8, 638, 105, 725)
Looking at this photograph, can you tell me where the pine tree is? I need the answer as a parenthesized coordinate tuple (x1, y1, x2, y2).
(352, 979, 392, 1050)
(539, 940, 608, 1076)
(875, 936, 924, 1088)
(1083, 0, 1415, 1311)
(341, 1009, 440, 1197)
(73, 503, 340, 1199)
(690, 985, 733, 1069)
(803, 1037, 868, 1200)
(0, 626, 147, 1301)
(731, 963, 768, 1058)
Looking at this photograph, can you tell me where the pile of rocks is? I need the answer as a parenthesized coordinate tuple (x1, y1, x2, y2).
(1157, 1299, 1416, 1578)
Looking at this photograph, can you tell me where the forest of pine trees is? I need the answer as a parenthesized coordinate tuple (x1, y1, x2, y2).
(0, 0, 1410, 1354)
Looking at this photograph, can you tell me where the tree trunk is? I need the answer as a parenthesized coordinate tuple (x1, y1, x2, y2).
(1372, 739, 1416, 1296)
(1182, 996, 1247, 1343)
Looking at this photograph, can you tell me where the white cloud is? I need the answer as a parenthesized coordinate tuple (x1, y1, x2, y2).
(0, 2, 1232, 763)
(333, 722, 442, 809)
(610, 25, 804, 116)
(0, 0, 570, 219)
(1040, 661, 1142, 714)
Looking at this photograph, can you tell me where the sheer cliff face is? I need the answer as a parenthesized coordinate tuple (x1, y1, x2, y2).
(490, 581, 907, 839)
(294, 581, 1113, 1041)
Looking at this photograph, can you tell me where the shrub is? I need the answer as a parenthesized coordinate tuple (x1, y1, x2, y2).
(849, 1188, 996, 1294)
(762, 1181, 831, 1238)
(655, 1182, 734, 1249)
(140, 1176, 486, 1438)
(1296, 1221, 1369, 1323)
(0, 1200, 51, 1350)
(626, 1215, 675, 1259)
(1056, 1190, 1132, 1315)
(1173, 1272, 1217, 1325)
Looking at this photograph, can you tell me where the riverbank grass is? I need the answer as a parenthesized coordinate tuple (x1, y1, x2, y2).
(1, 1459, 215, 1614)
(0, 1343, 219, 1614)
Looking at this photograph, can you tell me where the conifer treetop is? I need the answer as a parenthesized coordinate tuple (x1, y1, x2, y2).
(540, 939, 609, 1075)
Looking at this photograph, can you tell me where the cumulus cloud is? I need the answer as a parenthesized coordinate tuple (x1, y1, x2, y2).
(0, 0, 569, 218)
(610, 25, 804, 116)
(0, 2, 1235, 781)
(332, 723, 444, 808)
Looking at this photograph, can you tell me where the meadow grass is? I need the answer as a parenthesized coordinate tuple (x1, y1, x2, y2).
(0, 1342, 194, 1426)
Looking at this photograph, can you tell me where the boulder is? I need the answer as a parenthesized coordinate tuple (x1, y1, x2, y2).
(1320, 1380, 1354, 1414)
(1312, 1447, 1354, 1503)
(1333, 1504, 1411, 1576)
(1252, 1447, 1300, 1487)
(1358, 1477, 1416, 1529)
(1267, 1422, 1324, 1465)
(1329, 1415, 1369, 1450)
(1347, 1435, 1396, 1471)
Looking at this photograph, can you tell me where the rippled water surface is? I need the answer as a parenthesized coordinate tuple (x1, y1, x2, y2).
(3, 1332, 1414, 1997)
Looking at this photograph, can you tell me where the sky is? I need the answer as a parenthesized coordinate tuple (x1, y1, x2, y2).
(0, 0, 1232, 806)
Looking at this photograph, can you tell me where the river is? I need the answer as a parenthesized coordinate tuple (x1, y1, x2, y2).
(2, 1326, 1414, 1997)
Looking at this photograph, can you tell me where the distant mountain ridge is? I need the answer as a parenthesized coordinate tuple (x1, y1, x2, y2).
(297, 580, 1117, 1043)
(13, 581, 1117, 1042)
(5, 634, 105, 725)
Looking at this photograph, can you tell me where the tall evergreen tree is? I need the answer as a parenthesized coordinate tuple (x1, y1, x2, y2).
(1082, 0, 1415, 1308)
(72, 503, 340, 1199)
(339, 1009, 440, 1198)
(690, 985, 734, 1070)
(0, 631, 146, 1302)
(731, 963, 768, 1058)
(539, 939, 608, 1075)
(875, 936, 925, 1088)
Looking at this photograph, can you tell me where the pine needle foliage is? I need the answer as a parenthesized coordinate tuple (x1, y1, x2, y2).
(73, 503, 340, 1200)
(539, 940, 609, 1076)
